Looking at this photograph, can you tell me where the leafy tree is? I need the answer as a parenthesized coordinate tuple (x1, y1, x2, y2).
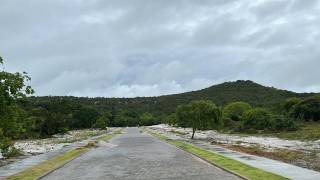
(212, 106, 224, 129)
(0, 128, 15, 158)
(114, 110, 139, 127)
(283, 97, 302, 113)
(0, 56, 33, 155)
(290, 96, 320, 121)
(272, 115, 297, 131)
(223, 102, 252, 121)
(166, 113, 177, 126)
(176, 101, 221, 139)
(73, 107, 100, 128)
(176, 104, 193, 128)
(241, 108, 272, 130)
(139, 112, 155, 126)
(92, 114, 110, 129)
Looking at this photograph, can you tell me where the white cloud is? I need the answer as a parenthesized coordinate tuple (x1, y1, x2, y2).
(0, 0, 320, 97)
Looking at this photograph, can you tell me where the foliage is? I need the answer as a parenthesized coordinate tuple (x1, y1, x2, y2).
(272, 115, 297, 131)
(290, 96, 320, 121)
(241, 108, 272, 131)
(73, 106, 100, 128)
(92, 115, 109, 130)
(165, 113, 177, 126)
(223, 101, 252, 121)
(27, 80, 315, 118)
(14, 80, 318, 138)
(0, 57, 33, 157)
(283, 97, 302, 113)
(265, 122, 320, 140)
(176, 100, 222, 139)
(1, 54, 319, 146)
(139, 112, 155, 126)
(176, 104, 194, 128)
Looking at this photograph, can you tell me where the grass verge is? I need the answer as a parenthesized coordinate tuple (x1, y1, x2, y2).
(6, 129, 122, 180)
(95, 129, 122, 141)
(146, 130, 288, 180)
(6, 147, 89, 180)
(225, 144, 320, 172)
(230, 122, 320, 141)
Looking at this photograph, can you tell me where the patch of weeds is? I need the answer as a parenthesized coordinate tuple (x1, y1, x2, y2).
(96, 129, 122, 142)
(226, 144, 320, 172)
(232, 122, 320, 141)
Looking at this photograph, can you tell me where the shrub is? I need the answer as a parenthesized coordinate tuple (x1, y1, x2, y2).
(241, 108, 272, 131)
(0, 137, 20, 158)
(272, 115, 297, 131)
(283, 97, 302, 113)
(222, 117, 242, 131)
(223, 102, 252, 121)
(92, 116, 109, 130)
(291, 96, 320, 121)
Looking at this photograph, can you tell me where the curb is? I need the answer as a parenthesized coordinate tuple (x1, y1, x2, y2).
(172, 142, 249, 180)
(37, 148, 90, 179)
(37, 129, 122, 179)
(145, 130, 249, 180)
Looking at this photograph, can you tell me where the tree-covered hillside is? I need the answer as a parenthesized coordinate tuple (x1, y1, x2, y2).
(27, 80, 316, 116)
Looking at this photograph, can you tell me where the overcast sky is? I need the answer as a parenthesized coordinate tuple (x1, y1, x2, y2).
(1, 0, 320, 97)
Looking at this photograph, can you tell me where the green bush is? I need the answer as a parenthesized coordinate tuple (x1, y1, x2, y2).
(241, 108, 272, 131)
(223, 102, 252, 121)
(222, 117, 242, 131)
(283, 97, 302, 113)
(92, 116, 109, 129)
(0, 134, 20, 158)
(291, 96, 320, 121)
(272, 115, 297, 131)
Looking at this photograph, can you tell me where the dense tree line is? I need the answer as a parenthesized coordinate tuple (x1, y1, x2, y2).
(1, 55, 320, 157)
(166, 96, 320, 137)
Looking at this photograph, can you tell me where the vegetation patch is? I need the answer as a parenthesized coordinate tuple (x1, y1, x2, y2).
(259, 122, 320, 141)
(6, 130, 121, 179)
(95, 129, 122, 142)
(225, 145, 320, 172)
(6, 147, 89, 180)
(147, 130, 287, 180)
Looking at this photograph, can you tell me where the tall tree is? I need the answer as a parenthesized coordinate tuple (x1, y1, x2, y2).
(0, 56, 34, 137)
(176, 100, 221, 139)
(0, 56, 33, 157)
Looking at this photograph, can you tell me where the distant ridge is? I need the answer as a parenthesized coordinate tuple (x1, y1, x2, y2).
(29, 80, 317, 115)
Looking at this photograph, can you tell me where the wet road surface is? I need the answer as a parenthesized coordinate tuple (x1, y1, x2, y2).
(43, 127, 240, 180)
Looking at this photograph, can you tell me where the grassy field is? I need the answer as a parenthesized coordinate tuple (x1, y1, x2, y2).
(6, 129, 122, 180)
(146, 130, 288, 180)
(249, 122, 320, 141)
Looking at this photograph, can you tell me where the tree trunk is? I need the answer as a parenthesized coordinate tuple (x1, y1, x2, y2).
(191, 128, 195, 139)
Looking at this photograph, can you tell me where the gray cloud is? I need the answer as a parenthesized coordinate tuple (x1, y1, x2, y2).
(1, 0, 320, 97)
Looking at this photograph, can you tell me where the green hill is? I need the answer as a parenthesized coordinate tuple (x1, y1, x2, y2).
(28, 80, 316, 115)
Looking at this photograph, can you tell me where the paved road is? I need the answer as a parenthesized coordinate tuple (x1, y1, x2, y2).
(43, 128, 240, 180)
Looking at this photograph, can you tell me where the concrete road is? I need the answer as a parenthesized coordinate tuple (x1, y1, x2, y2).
(43, 128, 240, 180)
